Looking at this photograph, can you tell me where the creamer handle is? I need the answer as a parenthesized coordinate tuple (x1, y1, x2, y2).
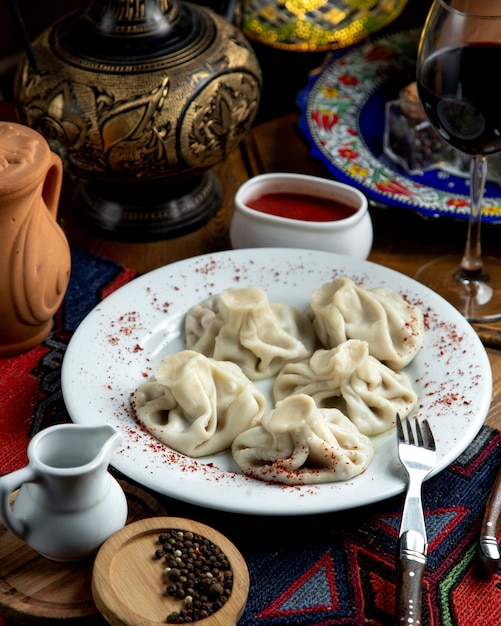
(0, 465, 37, 539)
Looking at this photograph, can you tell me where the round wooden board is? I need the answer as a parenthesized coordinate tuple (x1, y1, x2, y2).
(0, 481, 166, 624)
(92, 517, 250, 626)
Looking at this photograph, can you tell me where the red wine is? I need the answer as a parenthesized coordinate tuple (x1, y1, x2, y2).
(417, 43, 501, 156)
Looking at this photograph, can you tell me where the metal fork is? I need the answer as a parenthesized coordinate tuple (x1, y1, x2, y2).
(395, 414, 437, 626)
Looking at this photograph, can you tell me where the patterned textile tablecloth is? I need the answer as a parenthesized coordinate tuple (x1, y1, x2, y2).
(0, 247, 500, 626)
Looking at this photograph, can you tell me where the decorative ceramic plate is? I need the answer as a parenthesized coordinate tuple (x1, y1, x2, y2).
(297, 29, 501, 223)
(242, 0, 408, 52)
(62, 248, 491, 516)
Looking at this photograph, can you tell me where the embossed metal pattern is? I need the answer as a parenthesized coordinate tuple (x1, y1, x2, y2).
(14, 1, 262, 183)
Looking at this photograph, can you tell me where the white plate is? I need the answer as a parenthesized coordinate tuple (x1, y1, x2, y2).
(61, 248, 491, 515)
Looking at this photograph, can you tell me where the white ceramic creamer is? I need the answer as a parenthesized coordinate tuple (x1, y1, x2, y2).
(0, 423, 128, 561)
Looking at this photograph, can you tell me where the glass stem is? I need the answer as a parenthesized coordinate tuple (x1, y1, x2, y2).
(455, 155, 489, 283)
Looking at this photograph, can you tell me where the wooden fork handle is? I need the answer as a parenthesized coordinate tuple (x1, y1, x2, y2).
(395, 531, 427, 625)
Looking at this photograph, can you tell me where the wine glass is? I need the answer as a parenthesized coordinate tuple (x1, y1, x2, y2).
(415, 0, 501, 321)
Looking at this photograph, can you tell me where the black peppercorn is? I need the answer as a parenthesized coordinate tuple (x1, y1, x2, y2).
(208, 582, 224, 600)
(154, 529, 233, 623)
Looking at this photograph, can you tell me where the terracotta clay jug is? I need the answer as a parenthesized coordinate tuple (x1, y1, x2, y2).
(0, 121, 71, 357)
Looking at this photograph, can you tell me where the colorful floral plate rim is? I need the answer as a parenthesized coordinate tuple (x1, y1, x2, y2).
(297, 29, 501, 223)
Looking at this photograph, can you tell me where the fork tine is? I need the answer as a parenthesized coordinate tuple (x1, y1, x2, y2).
(396, 413, 405, 443)
(406, 418, 416, 446)
(415, 419, 424, 447)
(399, 416, 435, 450)
(422, 419, 436, 451)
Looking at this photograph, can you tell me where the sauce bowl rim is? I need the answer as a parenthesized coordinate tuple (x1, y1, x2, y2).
(234, 172, 368, 229)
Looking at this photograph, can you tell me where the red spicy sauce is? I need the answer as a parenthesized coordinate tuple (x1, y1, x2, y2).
(245, 191, 357, 222)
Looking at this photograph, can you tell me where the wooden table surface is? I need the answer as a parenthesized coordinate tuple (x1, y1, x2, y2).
(60, 111, 501, 433)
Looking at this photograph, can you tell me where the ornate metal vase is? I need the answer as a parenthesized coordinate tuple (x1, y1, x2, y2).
(14, 0, 262, 240)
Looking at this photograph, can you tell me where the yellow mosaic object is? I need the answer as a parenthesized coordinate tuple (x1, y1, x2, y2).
(242, 0, 408, 51)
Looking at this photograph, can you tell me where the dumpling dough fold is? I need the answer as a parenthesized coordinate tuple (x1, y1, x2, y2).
(185, 286, 316, 380)
(132, 350, 266, 457)
(232, 394, 374, 484)
(309, 277, 424, 369)
(273, 340, 418, 436)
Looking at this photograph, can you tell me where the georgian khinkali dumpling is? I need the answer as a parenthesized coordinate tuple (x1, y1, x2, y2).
(132, 350, 266, 457)
(309, 277, 425, 369)
(273, 340, 417, 436)
(232, 394, 374, 484)
(185, 286, 316, 380)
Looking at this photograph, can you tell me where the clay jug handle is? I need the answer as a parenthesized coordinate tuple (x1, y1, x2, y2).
(0, 465, 38, 540)
(42, 151, 64, 220)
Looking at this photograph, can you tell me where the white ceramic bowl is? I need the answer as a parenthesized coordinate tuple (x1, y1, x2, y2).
(230, 173, 373, 259)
